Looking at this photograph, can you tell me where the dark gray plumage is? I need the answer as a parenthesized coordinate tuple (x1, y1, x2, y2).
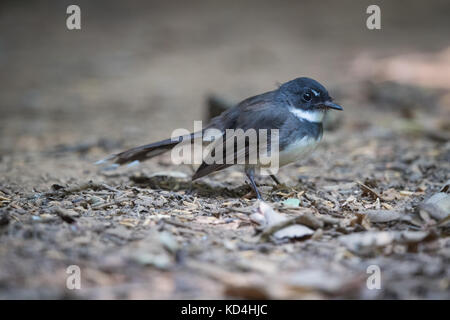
(99, 77, 342, 199)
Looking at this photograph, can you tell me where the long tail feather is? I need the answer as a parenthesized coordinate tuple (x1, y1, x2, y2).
(96, 132, 200, 167)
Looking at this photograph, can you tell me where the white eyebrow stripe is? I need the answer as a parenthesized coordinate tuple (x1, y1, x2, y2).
(311, 89, 320, 97)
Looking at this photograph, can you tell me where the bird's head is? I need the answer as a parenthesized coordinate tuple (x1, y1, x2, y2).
(277, 77, 343, 123)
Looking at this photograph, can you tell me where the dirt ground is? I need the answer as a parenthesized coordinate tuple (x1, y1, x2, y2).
(0, 1, 449, 299)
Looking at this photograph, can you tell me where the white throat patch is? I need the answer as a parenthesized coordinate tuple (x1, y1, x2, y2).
(289, 107, 325, 123)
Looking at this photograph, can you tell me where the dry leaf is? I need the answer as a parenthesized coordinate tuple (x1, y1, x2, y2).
(273, 225, 314, 240)
(256, 201, 314, 241)
(419, 193, 450, 221)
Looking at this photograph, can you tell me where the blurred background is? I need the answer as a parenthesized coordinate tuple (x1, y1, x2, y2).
(1, 0, 449, 154)
(0, 0, 449, 300)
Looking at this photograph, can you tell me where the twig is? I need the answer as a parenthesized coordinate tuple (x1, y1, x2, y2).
(100, 183, 121, 193)
(356, 181, 384, 200)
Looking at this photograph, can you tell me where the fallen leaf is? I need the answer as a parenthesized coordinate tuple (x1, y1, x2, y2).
(257, 201, 286, 226)
(256, 201, 314, 241)
(249, 212, 265, 225)
(272, 225, 313, 239)
(419, 193, 450, 220)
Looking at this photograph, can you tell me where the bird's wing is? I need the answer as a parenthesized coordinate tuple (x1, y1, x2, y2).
(206, 90, 279, 131)
(192, 91, 288, 180)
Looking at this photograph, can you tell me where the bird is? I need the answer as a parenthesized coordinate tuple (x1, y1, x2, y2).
(97, 77, 343, 200)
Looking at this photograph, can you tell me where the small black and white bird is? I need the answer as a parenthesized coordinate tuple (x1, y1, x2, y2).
(98, 77, 343, 199)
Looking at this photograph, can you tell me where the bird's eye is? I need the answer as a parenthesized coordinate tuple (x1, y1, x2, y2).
(302, 92, 312, 102)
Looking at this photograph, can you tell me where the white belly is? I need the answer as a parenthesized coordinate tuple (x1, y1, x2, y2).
(278, 136, 320, 167)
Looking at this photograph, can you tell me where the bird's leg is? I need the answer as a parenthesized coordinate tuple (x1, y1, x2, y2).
(245, 167, 262, 200)
(269, 174, 281, 185)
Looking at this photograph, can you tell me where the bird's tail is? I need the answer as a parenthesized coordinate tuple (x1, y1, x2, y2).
(96, 132, 201, 168)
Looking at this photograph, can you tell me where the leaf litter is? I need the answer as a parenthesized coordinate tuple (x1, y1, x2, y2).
(0, 80, 449, 299)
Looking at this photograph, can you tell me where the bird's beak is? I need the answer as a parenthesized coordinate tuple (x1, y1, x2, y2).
(323, 101, 343, 111)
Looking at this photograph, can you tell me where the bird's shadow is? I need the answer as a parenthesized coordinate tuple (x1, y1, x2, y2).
(129, 175, 251, 198)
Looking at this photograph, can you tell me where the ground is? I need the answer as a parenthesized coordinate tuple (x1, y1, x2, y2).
(0, 0, 449, 299)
